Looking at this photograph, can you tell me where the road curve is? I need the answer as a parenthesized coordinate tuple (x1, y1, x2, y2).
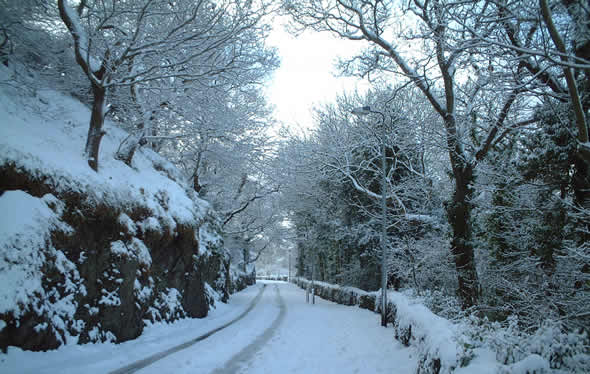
(211, 284, 287, 374)
(109, 284, 267, 374)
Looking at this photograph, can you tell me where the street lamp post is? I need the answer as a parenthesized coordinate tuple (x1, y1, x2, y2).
(352, 106, 389, 327)
(311, 250, 316, 305)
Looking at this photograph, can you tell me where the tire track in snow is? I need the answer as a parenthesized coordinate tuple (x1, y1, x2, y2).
(109, 284, 267, 374)
(211, 284, 287, 374)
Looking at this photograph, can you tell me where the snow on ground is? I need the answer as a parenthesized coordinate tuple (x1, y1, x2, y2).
(0, 65, 208, 227)
(0, 284, 263, 374)
(137, 282, 283, 374)
(136, 281, 417, 374)
(241, 282, 416, 374)
(0, 63, 226, 345)
(1, 281, 419, 374)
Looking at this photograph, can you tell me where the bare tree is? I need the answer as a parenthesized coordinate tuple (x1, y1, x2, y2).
(275, 85, 443, 300)
(449, 0, 590, 208)
(282, 0, 533, 308)
(58, 0, 276, 171)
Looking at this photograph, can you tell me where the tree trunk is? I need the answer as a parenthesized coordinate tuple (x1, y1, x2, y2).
(85, 83, 107, 171)
(573, 157, 590, 208)
(446, 162, 480, 309)
(193, 173, 202, 193)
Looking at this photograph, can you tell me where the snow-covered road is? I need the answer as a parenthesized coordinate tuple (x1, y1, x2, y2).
(134, 283, 285, 374)
(232, 282, 416, 374)
(135, 281, 416, 374)
(2, 281, 417, 374)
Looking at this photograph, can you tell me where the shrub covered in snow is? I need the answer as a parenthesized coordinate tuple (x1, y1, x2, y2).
(230, 266, 257, 294)
(457, 315, 589, 374)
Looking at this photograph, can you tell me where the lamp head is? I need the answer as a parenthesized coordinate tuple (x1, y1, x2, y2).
(351, 106, 372, 116)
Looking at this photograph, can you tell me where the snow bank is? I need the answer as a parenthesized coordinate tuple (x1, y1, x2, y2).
(292, 278, 589, 374)
(293, 277, 462, 372)
(388, 291, 463, 373)
(1, 284, 262, 374)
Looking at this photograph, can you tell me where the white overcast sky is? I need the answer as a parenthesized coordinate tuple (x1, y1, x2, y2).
(265, 17, 368, 133)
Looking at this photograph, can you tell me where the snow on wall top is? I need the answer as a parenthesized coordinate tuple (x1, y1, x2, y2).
(0, 65, 209, 225)
(387, 291, 462, 371)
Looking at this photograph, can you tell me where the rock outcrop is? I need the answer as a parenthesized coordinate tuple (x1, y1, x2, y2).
(0, 163, 230, 351)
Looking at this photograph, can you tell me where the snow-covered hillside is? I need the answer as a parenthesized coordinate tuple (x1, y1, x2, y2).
(0, 64, 252, 351)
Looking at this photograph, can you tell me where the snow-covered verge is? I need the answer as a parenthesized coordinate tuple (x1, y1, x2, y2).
(256, 275, 289, 281)
(0, 283, 263, 374)
(0, 64, 233, 351)
(292, 278, 589, 374)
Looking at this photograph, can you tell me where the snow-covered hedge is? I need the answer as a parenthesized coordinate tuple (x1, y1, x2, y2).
(292, 278, 589, 374)
(292, 278, 458, 372)
(256, 275, 288, 281)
